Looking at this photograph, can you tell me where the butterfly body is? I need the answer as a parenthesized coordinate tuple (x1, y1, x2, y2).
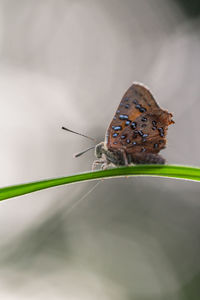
(94, 83, 174, 169)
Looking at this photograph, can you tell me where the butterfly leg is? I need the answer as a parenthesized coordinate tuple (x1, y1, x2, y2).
(120, 149, 129, 166)
(92, 159, 106, 170)
(101, 162, 116, 170)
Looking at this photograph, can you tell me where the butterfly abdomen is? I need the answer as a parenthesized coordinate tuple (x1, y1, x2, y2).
(131, 153, 165, 165)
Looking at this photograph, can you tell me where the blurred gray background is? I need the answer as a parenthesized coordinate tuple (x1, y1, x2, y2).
(0, 0, 200, 299)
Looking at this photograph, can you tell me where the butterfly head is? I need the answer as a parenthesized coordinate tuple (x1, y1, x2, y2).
(95, 141, 125, 166)
(95, 142, 105, 159)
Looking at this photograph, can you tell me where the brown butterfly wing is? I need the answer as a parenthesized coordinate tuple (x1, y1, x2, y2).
(106, 83, 174, 156)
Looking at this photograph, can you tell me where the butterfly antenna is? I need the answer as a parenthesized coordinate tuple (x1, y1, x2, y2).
(73, 146, 95, 158)
(62, 126, 96, 142)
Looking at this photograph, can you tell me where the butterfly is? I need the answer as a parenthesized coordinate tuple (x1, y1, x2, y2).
(62, 82, 174, 169)
(93, 82, 174, 169)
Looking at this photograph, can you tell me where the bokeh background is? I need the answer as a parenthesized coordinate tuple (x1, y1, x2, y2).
(0, 0, 200, 299)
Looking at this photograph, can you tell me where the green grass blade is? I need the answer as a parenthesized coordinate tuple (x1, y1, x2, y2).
(0, 165, 200, 201)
